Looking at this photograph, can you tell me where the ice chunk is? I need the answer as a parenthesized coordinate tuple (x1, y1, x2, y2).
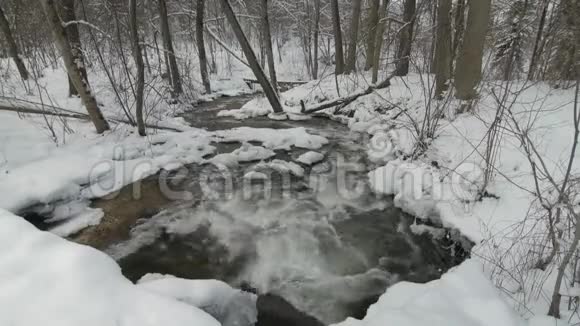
(296, 151, 325, 165)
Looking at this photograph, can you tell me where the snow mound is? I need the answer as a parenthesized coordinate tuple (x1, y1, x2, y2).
(233, 143, 276, 162)
(332, 261, 524, 326)
(296, 151, 325, 165)
(213, 127, 328, 150)
(137, 275, 258, 326)
(0, 209, 220, 326)
(253, 159, 305, 177)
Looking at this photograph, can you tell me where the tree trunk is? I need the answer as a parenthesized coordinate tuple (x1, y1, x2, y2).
(345, 0, 363, 74)
(312, 0, 321, 79)
(40, 0, 110, 134)
(365, 0, 381, 70)
(129, 0, 146, 136)
(395, 0, 416, 76)
(452, 0, 465, 66)
(158, 0, 182, 96)
(60, 0, 87, 97)
(0, 4, 28, 80)
(330, 0, 345, 74)
(454, 0, 491, 101)
(372, 0, 390, 83)
(260, 0, 277, 93)
(527, 0, 549, 80)
(218, 0, 283, 114)
(434, 0, 452, 97)
(197, 0, 211, 94)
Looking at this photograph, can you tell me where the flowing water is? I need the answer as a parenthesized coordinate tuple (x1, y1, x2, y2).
(88, 96, 468, 325)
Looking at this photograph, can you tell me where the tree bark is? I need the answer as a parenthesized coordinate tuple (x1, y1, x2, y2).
(60, 0, 87, 97)
(260, 0, 277, 93)
(345, 0, 363, 74)
(527, 0, 549, 80)
(372, 0, 390, 83)
(365, 0, 381, 70)
(452, 0, 465, 66)
(218, 0, 283, 114)
(40, 0, 110, 133)
(435, 0, 452, 97)
(312, 0, 321, 79)
(395, 0, 416, 76)
(129, 0, 146, 136)
(158, 0, 182, 96)
(454, 0, 491, 101)
(0, 4, 28, 80)
(330, 0, 345, 74)
(197, 0, 211, 94)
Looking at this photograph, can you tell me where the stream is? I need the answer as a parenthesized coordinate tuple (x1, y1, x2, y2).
(82, 95, 468, 325)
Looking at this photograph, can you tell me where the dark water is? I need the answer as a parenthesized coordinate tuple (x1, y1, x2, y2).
(101, 95, 468, 325)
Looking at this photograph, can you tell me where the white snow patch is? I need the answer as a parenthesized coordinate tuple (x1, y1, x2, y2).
(296, 151, 325, 165)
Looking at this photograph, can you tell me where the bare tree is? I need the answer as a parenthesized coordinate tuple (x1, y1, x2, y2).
(434, 0, 452, 97)
(260, 0, 277, 92)
(312, 0, 321, 79)
(345, 0, 363, 74)
(218, 0, 283, 114)
(158, 0, 182, 96)
(454, 0, 491, 101)
(372, 0, 390, 83)
(197, 0, 211, 94)
(0, 4, 29, 80)
(395, 0, 416, 76)
(330, 0, 345, 74)
(527, 0, 549, 80)
(365, 0, 381, 70)
(40, 0, 110, 133)
(129, 0, 145, 136)
(451, 0, 465, 66)
(60, 0, 87, 97)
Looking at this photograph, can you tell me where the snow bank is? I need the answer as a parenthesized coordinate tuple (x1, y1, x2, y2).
(0, 208, 220, 326)
(0, 127, 215, 214)
(333, 261, 524, 326)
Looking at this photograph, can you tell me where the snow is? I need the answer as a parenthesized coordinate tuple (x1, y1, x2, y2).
(213, 126, 329, 150)
(253, 159, 306, 177)
(332, 261, 525, 326)
(231, 143, 276, 162)
(296, 151, 325, 165)
(0, 208, 221, 326)
(137, 275, 258, 326)
(0, 126, 215, 214)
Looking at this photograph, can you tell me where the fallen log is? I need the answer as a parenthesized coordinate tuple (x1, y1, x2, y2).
(300, 75, 393, 114)
(243, 78, 307, 87)
(0, 105, 182, 132)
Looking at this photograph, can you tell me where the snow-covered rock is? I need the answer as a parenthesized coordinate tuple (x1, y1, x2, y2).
(296, 151, 325, 165)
